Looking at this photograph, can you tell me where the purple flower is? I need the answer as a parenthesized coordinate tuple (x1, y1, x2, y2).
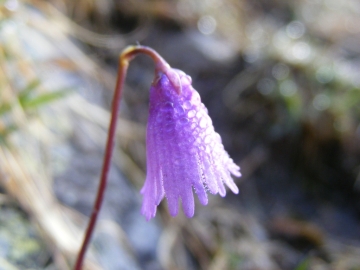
(140, 68, 241, 221)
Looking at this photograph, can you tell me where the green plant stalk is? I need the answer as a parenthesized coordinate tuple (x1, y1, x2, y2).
(74, 45, 168, 270)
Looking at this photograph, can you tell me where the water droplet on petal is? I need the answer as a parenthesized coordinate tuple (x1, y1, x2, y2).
(189, 147, 197, 154)
(183, 101, 192, 110)
(161, 102, 174, 111)
(181, 75, 192, 86)
(163, 123, 174, 132)
(156, 114, 163, 123)
(191, 91, 201, 104)
(179, 117, 189, 124)
(199, 118, 207, 128)
(183, 125, 192, 133)
(214, 133, 222, 143)
(162, 87, 172, 97)
(186, 75, 192, 84)
(200, 103, 207, 110)
(187, 136, 195, 144)
(195, 137, 202, 145)
(188, 110, 196, 118)
(204, 135, 211, 144)
(174, 104, 185, 115)
(162, 112, 173, 123)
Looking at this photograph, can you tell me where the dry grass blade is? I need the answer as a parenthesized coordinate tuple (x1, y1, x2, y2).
(68, 94, 146, 187)
(0, 146, 102, 270)
(0, 1, 115, 268)
(32, 0, 150, 50)
(69, 95, 145, 141)
(0, 257, 18, 270)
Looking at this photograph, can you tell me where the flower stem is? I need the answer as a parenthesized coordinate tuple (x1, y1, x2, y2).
(74, 45, 169, 270)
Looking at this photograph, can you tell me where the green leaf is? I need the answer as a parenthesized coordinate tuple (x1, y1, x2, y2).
(0, 124, 18, 145)
(344, 88, 360, 109)
(18, 79, 42, 103)
(20, 88, 72, 109)
(294, 257, 310, 270)
(0, 102, 12, 115)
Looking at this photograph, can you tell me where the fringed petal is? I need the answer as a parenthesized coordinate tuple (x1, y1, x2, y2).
(141, 68, 241, 220)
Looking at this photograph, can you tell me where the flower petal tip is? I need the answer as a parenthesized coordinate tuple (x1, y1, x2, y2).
(231, 186, 240, 194)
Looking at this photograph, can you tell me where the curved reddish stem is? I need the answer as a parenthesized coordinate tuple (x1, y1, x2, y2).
(74, 45, 170, 270)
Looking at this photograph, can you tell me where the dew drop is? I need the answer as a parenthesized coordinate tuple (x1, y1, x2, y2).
(205, 127, 212, 135)
(163, 88, 172, 98)
(161, 102, 174, 112)
(186, 75, 192, 84)
(191, 91, 201, 104)
(204, 135, 211, 144)
(188, 110, 196, 118)
(163, 123, 174, 132)
(162, 113, 173, 123)
(181, 75, 192, 85)
(183, 101, 192, 110)
(156, 114, 163, 123)
(195, 137, 202, 145)
(174, 104, 185, 115)
(187, 136, 195, 144)
(179, 117, 189, 124)
(199, 118, 207, 128)
(195, 126, 202, 134)
(189, 147, 197, 154)
(183, 125, 192, 133)
(214, 133, 222, 143)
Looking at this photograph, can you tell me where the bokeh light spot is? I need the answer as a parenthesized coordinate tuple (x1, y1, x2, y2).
(292, 42, 311, 61)
(286, 21, 306, 39)
(257, 78, 276, 95)
(316, 66, 334, 84)
(313, 93, 331, 111)
(272, 63, 290, 80)
(197, 15, 217, 35)
(5, 0, 19, 11)
(279, 80, 297, 96)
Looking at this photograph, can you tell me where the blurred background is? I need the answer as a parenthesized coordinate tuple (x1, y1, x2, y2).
(0, 0, 360, 269)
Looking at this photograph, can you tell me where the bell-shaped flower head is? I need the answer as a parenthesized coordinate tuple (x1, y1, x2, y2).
(141, 67, 241, 221)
